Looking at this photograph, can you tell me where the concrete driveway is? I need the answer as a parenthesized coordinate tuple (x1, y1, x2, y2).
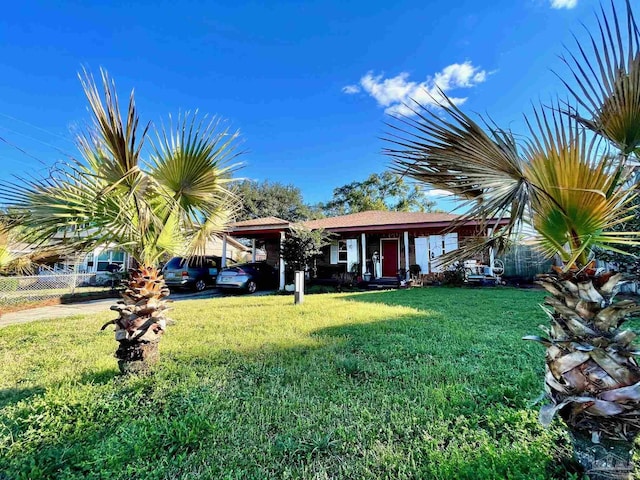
(0, 288, 225, 329)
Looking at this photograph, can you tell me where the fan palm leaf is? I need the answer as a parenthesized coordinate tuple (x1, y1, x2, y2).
(386, 94, 530, 260)
(522, 105, 638, 265)
(561, 0, 640, 155)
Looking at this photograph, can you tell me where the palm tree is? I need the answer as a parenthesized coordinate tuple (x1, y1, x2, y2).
(0, 69, 241, 372)
(386, 2, 640, 478)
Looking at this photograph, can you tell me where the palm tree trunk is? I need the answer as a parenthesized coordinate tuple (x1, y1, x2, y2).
(570, 429, 634, 480)
(102, 266, 170, 374)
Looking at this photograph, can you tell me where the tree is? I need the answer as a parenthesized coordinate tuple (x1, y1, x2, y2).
(320, 170, 436, 216)
(385, 3, 640, 476)
(235, 180, 315, 222)
(280, 225, 333, 278)
(0, 69, 240, 372)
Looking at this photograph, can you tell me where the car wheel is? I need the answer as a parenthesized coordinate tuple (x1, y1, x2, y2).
(246, 280, 257, 294)
(194, 279, 207, 292)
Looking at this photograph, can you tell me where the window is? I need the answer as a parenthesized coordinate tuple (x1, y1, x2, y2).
(96, 249, 126, 272)
(338, 240, 348, 263)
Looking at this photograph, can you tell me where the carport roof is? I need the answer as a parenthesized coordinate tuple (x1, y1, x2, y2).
(227, 216, 291, 237)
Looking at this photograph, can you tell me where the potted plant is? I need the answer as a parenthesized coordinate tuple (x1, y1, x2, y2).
(385, 3, 640, 476)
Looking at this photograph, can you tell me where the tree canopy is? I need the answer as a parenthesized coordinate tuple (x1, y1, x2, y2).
(320, 171, 436, 216)
(235, 180, 317, 222)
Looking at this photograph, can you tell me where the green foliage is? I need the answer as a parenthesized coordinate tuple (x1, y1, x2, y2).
(442, 263, 466, 286)
(0, 288, 587, 479)
(280, 225, 333, 272)
(320, 170, 437, 216)
(594, 192, 640, 275)
(235, 180, 320, 222)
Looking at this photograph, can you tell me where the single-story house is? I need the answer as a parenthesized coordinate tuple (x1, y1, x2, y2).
(223, 210, 502, 290)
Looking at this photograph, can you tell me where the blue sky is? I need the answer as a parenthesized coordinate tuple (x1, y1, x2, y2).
(0, 0, 607, 210)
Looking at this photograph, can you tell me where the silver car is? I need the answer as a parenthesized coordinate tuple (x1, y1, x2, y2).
(216, 262, 278, 294)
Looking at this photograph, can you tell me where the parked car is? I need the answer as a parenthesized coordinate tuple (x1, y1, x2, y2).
(162, 256, 234, 291)
(216, 262, 278, 294)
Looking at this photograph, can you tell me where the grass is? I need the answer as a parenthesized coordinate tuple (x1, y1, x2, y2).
(0, 287, 587, 479)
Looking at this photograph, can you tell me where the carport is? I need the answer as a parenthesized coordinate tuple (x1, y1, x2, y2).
(221, 216, 291, 290)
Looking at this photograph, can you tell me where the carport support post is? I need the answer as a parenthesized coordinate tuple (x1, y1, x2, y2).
(251, 239, 256, 262)
(361, 233, 366, 276)
(488, 227, 494, 271)
(279, 231, 286, 290)
(221, 235, 227, 268)
(403, 231, 410, 280)
(294, 270, 304, 305)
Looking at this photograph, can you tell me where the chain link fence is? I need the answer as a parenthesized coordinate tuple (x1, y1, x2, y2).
(501, 244, 554, 282)
(0, 272, 117, 308)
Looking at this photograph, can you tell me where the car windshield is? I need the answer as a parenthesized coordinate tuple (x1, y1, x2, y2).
(164, 257, 219, 269)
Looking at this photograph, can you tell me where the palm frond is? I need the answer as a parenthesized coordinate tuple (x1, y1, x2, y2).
(149, 113, 241, 217)
(522, 103, 639, 265)
(384, 92, 530, 237)
(186, 202, 237, 259)
(560, 0, 640, 154)
(147, 113, 242, 261)
(78, 68, 148, 181)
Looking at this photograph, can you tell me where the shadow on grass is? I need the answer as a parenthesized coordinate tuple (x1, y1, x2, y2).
(78, 368, 120, 386)
(0, 386, 45, 409)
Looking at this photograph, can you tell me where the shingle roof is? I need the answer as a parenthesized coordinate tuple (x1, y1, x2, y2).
(302, 210, 460, 230)
(230, 216, 290, 228)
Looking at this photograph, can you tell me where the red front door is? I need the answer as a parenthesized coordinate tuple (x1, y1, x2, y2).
(381, 239, 399, 277)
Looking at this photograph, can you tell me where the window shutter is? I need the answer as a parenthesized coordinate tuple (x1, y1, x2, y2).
(414, 237, 429, 274)
(346, 239, 358, 271)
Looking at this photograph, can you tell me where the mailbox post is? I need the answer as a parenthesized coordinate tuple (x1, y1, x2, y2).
(294, 270, 304, 305)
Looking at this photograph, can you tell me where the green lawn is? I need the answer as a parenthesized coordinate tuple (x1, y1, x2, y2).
(1, 287, 584, 479)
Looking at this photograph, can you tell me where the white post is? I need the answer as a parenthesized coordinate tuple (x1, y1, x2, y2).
(221, 235, 228, 268)
(403, 231, 410, 280)
(251, 239, 256, 262)
(361, 233, 367, 276)
(488, 228, 495, 272)
(279, 231, 286, 290)
(294, 270, 304, 304)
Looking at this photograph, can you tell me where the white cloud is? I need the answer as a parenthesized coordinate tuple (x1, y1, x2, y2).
(424, 189, 454, 197)
(550, 0, 577, 9)
(342, 84, 361, 94)
(345, 61, 488, 116)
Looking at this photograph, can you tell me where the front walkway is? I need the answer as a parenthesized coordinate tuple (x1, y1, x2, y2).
(0, 289, 227, 328)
